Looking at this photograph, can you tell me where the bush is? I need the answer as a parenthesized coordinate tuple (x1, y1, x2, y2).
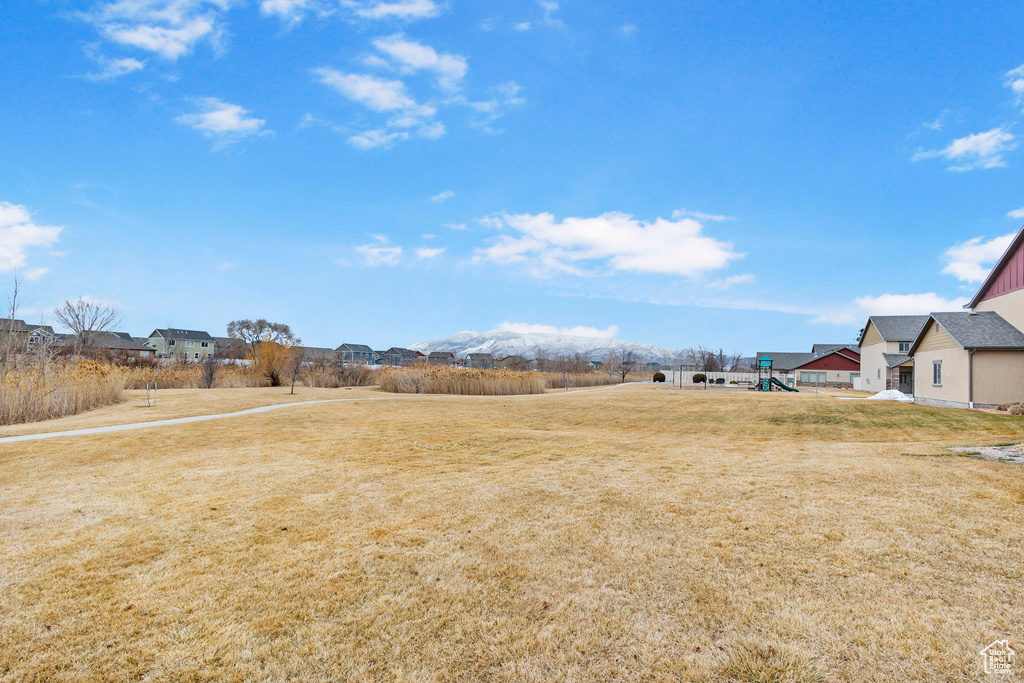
(653, 372, 666, 383)
(1009, 404, 1024, 416)
(692, 373, 707, 384)
(730, 380, 738, 385)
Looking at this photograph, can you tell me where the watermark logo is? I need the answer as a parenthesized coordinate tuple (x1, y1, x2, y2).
(980, 640, 1015, 675)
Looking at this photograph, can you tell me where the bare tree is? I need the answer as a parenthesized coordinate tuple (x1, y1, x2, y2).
(533, 346, 552, 372)
(1, 275, 22, 380)
(55, 298, 120, 355)
(200, 352, 218, 389)
(610, 345, 638, 383)
(226, 319, 298, 357)
(289, 346, 307, 395)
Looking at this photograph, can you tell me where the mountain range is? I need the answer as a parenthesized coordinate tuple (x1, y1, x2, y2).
(408, 330, 680, 363)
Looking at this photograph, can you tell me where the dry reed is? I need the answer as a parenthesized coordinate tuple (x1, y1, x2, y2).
(122, 363, 266, 390)
(301, 364, 378, 388)
(0, 360, 126, 426)
(379, 365, 547, 395)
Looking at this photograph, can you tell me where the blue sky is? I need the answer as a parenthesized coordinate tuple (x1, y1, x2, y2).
(4, 0, 1024, 353)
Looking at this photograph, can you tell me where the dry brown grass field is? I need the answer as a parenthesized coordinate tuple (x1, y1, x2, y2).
(2, 385, 1023, 682)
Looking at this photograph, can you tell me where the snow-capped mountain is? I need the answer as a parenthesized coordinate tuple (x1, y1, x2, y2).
(409, 330, 679, 362)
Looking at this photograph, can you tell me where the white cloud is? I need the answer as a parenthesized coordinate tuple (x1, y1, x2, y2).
(430, 190, 455, 203)
(415, 246, 445, 259)
(348, 128, 409, 149)
(1005, 65, 1024, 107)
(537, 0, 563, 27)
(84, 48, 145, 80)
(315, 69, 416, 111)
(619, 24, 638, 36)
(445, 222, 467, 231)
(472, 211, 742, 278)
(176, 97, 269, 147)
(421, 233, 436, 239)
(22, 267, 50, 282)
(347, 0, 441, 20)
(707, 273, 755, 289)
(813, 293, 969, 326)
(491, 322, 620, 339)
(672, 208, 735, 222)
(260, 0, 319, 22)
(0, 202, 63, 272)
(80, 1, 235, 60)
(355, 236, 402, 265)
(372, 35, 467, 92)
(912, 127, 1016, 171)
(514, 21, 532, 31)
(940, 232, 1015, 283)
(1007, 207, 1024, 219)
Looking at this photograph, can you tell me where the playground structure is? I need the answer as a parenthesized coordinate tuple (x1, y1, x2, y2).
(753, 356, 799, 392)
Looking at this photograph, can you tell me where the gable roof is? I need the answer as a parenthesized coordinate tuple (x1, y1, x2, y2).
(882, 353, 912, 368)
(428, 351, 454, 358)
(298, 346, 337, 360)
(468, 353, 494, 360)
(150, 329, 215, 342)
(754, 352, 815, 371)
(74, 331, 154, 352)
(967, 225, 1024, 309)
(859, 316, 930, 344)
(791, 349, 861, 370)
(909, 311, 1024, 354)
(812, 343, 859, 357)
(0, 318, 32, 333)
(337, 343, 375, 354)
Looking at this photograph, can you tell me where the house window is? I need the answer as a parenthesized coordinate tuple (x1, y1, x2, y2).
(800, 371, 826, 384)
(194, 353, 199, 359)
(932, 361, 942, 386)
(899, 342, 911, 353)
(168, 339, 175, 346)
(201, 341, 209, 348)
(186, 340, 194, 347)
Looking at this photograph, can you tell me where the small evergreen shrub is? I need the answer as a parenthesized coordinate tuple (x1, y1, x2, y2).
(653, 372, 666, 383)
(692, 373, 707, 384)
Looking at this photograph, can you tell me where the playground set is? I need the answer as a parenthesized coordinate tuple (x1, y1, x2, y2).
(752, 355, 799, 392)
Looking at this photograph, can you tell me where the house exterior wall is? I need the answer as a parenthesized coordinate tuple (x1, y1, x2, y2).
(149, 336, 215, 359)
(859, 341, 899, 392)
(912, 322, 968, 406)
(794, 352, 860, 387)
(975, 240, 1024, 306)
(971, 351, 1024, 406)
(974, 288, 1024, 334)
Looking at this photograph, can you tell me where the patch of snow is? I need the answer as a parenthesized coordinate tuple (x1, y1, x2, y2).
(866, 390, 914, 402)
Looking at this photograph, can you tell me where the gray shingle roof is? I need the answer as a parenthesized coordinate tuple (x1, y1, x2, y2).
(150, 329, 215, 342)
(337, 343, 375, 354)
(813, 343, 859, 356)
(428, 351, 454, 358)
(0, 318, 32, 332)
(85, 332, 153, 351)
(298, 346, 337, 360)
(754, 352, 815, 371)
(882, 353, 912, 368)
(861, 315, 930, 344)
(468, 353, 494, 360)
(926, 311, 1024, 350)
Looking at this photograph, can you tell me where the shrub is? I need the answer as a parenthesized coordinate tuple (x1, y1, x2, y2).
(692, 373, 707, 384)
(1009, 404, 1024, 416)
(730, 380, 738, 385)
(652, 372, 666, 383)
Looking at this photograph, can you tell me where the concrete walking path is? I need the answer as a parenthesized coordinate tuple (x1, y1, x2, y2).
(0, 382, 644, 445)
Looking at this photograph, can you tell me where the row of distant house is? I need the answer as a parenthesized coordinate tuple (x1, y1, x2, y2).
(0, 324, 611, 371)
(763, 222, 1024, 408)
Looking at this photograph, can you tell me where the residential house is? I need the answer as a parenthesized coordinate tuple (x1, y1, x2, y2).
(1, 320, 65, 352)
(213, 336, 248, 360)
(380, 347, 421, 366)
(754, 352, 814, 385)
(336, 343, 378, 365)
(496, 355, 530, 370)
(901, 224, 1024, 408)
(465, 353, 495, 369)
(789, 347, 861, 387)
(147, 329, 216, 360)
(908, 312, 1024, 408)
(77, 332, 156, 360)
(857, 316, 929, 394)
(427, 351, 455, 365)
(298, 347, 337, 363)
